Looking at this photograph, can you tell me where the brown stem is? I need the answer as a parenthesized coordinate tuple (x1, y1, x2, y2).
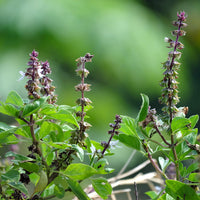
(143, 142, 168, 179)
(153, 123, 171, 146)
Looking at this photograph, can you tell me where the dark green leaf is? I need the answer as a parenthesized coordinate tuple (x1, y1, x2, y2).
(18, 162, 39, 173)
(64, 163, 97, 181)
(66, 178, 91, 200)
(71, 144, 84, 162)
(118, 134, 141, 150)
(5, 151, 33, 163)
(1, 170, 20, 182)
(91, 177, 112, 199)
(8, 182, 28, 195)
(5, 91, 24, 107)
(136, 93, 149, 122)
(54, 185, 65, 198)
(165, 180, 200, 200)
(119, 115, 137, 136)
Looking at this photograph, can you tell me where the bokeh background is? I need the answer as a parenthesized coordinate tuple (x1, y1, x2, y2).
(0, 0, 200, 199)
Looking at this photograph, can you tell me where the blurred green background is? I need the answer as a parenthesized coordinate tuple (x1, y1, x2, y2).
(0, 0, 200, 198)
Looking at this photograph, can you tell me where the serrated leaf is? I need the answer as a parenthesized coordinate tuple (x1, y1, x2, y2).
(64, 163, 97, 181)
(71, 144, 84, 162)
(118, 134, 141, 150)
(119, 115, 137, 136)
(91, 177, 112, 199)
(136, 93, 149, 122)
(165, 180, 200, 200)
(5, 91, 24, 107)
(66, 178, 91, 200)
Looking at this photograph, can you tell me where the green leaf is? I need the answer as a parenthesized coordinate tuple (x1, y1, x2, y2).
(189, 115, 199, 129)
(188, 173, 200, 182)
(0, 127, 18, 143)
(1, 170, 20, 182)
(18, 162, 39, 173)
(136, 93, 149, 122)
(119, 115, 137, 136)
(171, 117, 190, 132)
(64, 163, 97, 181)
(0, 102, 19, 117)
(47, 109, 79, 127)
(91, 177, 112, 199)
(158, 193, 175, 200)
(39, 121, 64, 142)
(5, 91, 24, 107)
(186, 162, 199, 175)
(71, 144, 84, 162)
(8, 182, 28, 195)
(118, 134, 141, 150)
(145, 191, 158, 199)
(66, 178, 91, 200)
(158, 157, 169, 171)
(15, 126, 31, 138)
(22, 97, 48, 117)
(165, 180, 200, 200)
(5, 151, 33, 163)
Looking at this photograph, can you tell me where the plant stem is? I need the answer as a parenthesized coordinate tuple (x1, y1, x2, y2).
(143, 142, 168, 179)
(29, 114, 49, 173)
(153, 123, 171, 146)
(171, 134, 180, 180)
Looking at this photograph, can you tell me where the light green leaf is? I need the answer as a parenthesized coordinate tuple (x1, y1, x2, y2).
(66, 178, 91, 200)
(188, 173, 200, 182)
(189, 115, 199, 129)
(136, 93, 149, 122)
(158, 157, 169, 171)
(22, 97, 48, 117)
(91, 177, 112, 199)
(5, 91, 24, 107)
(47, 109, 79, 127)
(0, 127, 18, 142)
(145, 191, 158, 199)
(64, 163, 97, 181)
(118, 134, 141, 150)
(165, 180, 200, 200)
(171, 117, 190, 132)
(0, 102, 19, 117)
(120, 115, 137, 136)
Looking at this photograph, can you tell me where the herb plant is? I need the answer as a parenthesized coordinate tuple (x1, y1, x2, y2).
(0, 11, 199, 200)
